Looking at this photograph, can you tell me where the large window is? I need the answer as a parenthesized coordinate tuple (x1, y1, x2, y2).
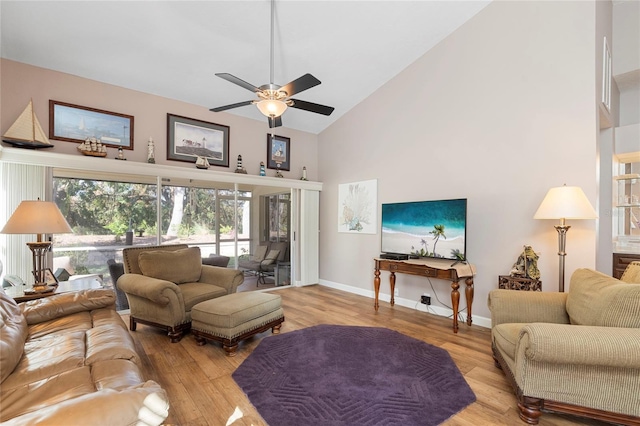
(52, 174, 251, 285)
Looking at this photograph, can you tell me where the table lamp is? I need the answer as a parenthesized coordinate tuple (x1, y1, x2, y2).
(1, 199, 72, 287)
(533, 185, 597, 292)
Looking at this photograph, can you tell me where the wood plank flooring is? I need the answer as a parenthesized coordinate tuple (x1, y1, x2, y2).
(122, 285, 609, 426)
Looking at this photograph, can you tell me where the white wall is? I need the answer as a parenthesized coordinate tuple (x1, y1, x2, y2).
(317, 1, 598, 321)
(612, 0, 640, 77)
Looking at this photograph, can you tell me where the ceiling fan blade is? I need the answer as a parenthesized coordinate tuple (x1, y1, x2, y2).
(289, 99, 335, 116)
(280, 74, 321, 97)
(268, 116, 283, 128)
(210, 100, 254, 112)
(216, 73, 261, 93)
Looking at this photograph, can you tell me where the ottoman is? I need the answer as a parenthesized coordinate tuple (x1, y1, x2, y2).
(191, 292, 284, 356)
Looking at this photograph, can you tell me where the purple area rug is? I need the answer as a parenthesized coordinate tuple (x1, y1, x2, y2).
(232, 324, 476, 426)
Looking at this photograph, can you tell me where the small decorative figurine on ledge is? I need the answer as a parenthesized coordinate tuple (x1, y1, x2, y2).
(115, 147, 126, 160)
(147, 137, 155, 163)
(259, 162, 266, 176)
(234, 155, 247, 174)
(275, 163, 284, 178)
(300, 166, 308, 181)
(195, 156, 210, 169)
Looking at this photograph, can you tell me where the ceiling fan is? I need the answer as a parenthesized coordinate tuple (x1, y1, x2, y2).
(210, 0, 334, 128)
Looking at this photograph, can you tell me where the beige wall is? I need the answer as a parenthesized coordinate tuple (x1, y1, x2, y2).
(318, 0, 599, 320)
(0, 59, 319, 180)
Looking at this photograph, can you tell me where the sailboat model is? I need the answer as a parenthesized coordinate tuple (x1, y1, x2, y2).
(2, 100, 53, 149)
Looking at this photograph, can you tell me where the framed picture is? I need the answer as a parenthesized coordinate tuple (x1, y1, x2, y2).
(31, 268, 58, 285)
(167, 114, 229, 167)
(338, 179, 377, 234)
(267, 134, 290, 171)
(43, 268, 58, 285)
(49, 100, 134, 149)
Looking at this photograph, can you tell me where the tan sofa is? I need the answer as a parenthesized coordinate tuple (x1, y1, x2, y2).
(0, 287, 169, 425)
(118, 244, 244, 342)
(488, 268, 640, 425)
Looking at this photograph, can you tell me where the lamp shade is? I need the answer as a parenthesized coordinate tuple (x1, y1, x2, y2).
(533, 185, 598, 220)
(1, 200, 73, 236)
(256, 99, 288, 118)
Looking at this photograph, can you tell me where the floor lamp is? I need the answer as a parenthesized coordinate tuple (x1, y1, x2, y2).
(1, 199, 72, 287)
(534, 185, 597, 292)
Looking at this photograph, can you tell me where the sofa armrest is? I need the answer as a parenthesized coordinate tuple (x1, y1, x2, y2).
(199, 265, 244, 294)
(518, 323, 640, 368)
(20, 289, 115, 325)
(117, 274, 179, 306)
(2, 381, 169, 426)
(488, 289, 569, 327)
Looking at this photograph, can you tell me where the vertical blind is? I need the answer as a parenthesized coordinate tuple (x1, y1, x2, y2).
(0, 162, 47, 284)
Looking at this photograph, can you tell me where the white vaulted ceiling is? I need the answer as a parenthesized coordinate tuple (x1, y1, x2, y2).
(0, 1, 490, 134)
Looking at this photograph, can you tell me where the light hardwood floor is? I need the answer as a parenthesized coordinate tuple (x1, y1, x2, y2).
(122, 285, 608, 426)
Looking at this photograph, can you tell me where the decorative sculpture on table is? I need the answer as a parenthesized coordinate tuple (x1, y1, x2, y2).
(300, 166, 308, 181)
(275, 163, 283, 178)
(259, 162, 266, 176)
(510, 245, 540, 280)
(147, 137, 155, 163)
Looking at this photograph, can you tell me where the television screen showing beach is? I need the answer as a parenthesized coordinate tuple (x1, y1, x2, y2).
(381, 199, 467, 260)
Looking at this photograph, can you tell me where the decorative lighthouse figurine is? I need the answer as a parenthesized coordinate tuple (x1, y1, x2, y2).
(259, 162, 266, 176)
(147, 137, 155, 163)
(301, 166, 308, 181)
(234, 155, 247, 174)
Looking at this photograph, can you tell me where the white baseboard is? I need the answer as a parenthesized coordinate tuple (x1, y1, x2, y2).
(318, 279, 491, 329)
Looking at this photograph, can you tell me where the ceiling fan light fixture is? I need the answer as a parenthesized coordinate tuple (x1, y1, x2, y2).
(256, 99, 288, 118)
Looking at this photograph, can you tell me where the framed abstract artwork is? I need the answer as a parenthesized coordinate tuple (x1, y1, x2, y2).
(267, 134, 290, 171)
(167, 114, 229, 167)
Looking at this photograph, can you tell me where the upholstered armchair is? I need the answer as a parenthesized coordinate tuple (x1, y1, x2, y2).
(487, 268, 640, 425)
(117, 244, 244, 342)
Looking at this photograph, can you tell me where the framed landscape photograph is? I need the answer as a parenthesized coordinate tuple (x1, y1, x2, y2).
(49, 100, 134, 149)
(167, 114, 229, 167)
(267, 134, 290, 171)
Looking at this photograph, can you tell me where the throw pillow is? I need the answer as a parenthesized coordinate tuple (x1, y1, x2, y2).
(138, 247, 202, 284)
(261, 249, 280, 266)
(567, 268, 640, 327)
(250, 245, 268, 262)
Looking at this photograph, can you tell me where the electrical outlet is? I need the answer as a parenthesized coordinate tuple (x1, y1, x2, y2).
(420, 293, 431, 305)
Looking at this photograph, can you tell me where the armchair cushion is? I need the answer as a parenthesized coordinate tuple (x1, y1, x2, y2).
(138, 247, 202, 284)
(621, 261, 640, 283)
(566, 268, 640, 328)
(261, 249, 280, 266)
(250, 245, 268, 262)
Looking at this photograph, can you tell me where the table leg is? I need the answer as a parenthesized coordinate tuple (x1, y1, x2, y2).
(374, 268, 380, 311)
(450, 280, 460, 333)
(465, 277, 474, 326)
(390, 272, 396, 306)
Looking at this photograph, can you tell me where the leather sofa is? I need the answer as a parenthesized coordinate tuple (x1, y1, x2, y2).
(118, 244, 244, 342)
(0, 287, 169, 425)
(488, 268, 640, 425)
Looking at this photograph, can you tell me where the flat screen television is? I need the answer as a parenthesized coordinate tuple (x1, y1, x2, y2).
(381, 198, 467, 261)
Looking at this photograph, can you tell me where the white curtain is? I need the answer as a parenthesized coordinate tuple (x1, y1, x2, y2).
(0, 162, 47, 284)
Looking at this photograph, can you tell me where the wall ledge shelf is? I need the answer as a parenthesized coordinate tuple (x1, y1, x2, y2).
(0, 145, 323, 191)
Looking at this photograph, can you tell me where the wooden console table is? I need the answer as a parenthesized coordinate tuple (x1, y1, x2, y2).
(373, 258, 476, 333)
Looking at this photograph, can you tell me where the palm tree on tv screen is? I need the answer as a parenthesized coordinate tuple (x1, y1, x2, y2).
(430, 224, 447, 257)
